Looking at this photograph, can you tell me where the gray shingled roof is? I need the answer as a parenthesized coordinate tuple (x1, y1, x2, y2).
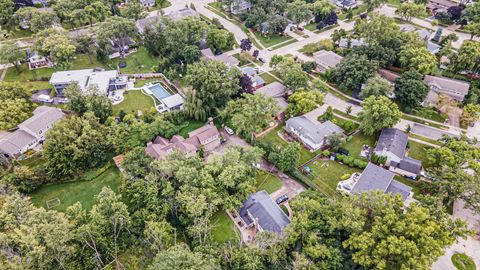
(398, 156, 422, 175)
(18, 106, 65, 135)
(313, 50, 343, 69)
(375, 128, 408, 159)
(0, 130, 36, 157)
(423, 75, 470, 101)
(286, 117, 343, 146)
(239, 191, 290, 233)
(385, 180, 412, 200)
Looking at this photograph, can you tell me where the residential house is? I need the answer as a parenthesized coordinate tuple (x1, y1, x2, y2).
(400, 26, 441, 54)
(374, 128, 423, 178)
(422, 75, 471, 106)
(27, 51, 53, 70)
(108, 37, 136, 59)
(377, 68, 400, 84)
(241, 67, 266, 89)
(334, 0, 358, 9)
(230, 0, 253, 15)
(166, 7, 199, 22)
(338, 37, 365, 49)
(49, 69, 128, 95)
(0, 106, 65, 158)
(338, 163, 414, 201)
(201, 48, 240, 68)
(313, 50, 343, 73)
(145, 123, 221, 159)
(139, 0, 155, 8)
(238, 190, 291, 234)
(136, 15, 162, 35)
(285, 116, 344, 151)
(254, 82, 288, 117)
(427, 0, 458, 15)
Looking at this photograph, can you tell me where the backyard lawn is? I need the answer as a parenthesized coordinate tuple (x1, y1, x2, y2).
(259, 124, 315, 165)
(256, 170, 282, 194)
(112, 48, 159, 74)
(259, 72, 279, 84)
(113, 90, 155, 115)
(342, 132, 377, 158)
(407, 140, 433, 168)
(210, 211, 238, 243)
(30, 164, 122, 212)
(308, 160, 361, 196)
(178, 120, 206, 138)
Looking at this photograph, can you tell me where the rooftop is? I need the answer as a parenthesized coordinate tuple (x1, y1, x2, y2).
(49, 69, 120, 94)
(313, 50, 343, 69)
(375, 128, 408, 159)
(286, 116, 344, 145)
(423, 75, 470, 100)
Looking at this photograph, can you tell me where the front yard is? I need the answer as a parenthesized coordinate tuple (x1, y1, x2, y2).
(252, 31, 294, 48)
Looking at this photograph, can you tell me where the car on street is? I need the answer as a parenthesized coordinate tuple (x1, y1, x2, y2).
(258, 57, 266, 63)
(225, 126, 234, 135)
(275, 194, 288, 204)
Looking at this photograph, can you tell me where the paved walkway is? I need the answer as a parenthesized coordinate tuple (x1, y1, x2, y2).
(0, 68, 7, 81)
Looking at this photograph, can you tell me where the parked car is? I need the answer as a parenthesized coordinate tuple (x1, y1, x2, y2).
(225, 127, 234, 135)
(258, 57, 266, 63)
(275, 194, 289, 205)
(337, 148, 349, 156)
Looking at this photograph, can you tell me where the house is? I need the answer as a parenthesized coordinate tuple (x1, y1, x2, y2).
(334, 0, 358, 9)
(422, 75, 471, 104)
(145, 123, 221, 159)
(139, 0, 155, 8)
(241, 66, 258, 77)
(240, 67, 265, 89)
(416, 29, 432, 41)
(27, 51, 53, 70)
(427, 0, 458, 15)
(285, 116, 344, 151)
(374, 128, 423, 178)
(201, 48, 240, 68)
(159, 94, 184, 112)
(427, 41, 442, 54)
(251, 76, 266, 89)
(313, 50, 343, 73)
(49, 69, 128, 95)
(377, 68, 400, 84)
(230, 0, 253, 15)
(238, 191, 291, 234)
(166, 7, 199, 22)
(136, 15, 162, 35)
(255, 82, 288, 116)
(338, 37, 365, 49)
(338, 163, 414, 200)
(0, 106, 65, 158)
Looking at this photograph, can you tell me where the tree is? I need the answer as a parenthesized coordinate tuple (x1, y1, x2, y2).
(207, 28, 235, 53)
(359, 75, 394, 99)
(353, 15, 401, 47)
(74, 34, 97, 64)
(65, 84, 113, 123)
(0, 0, 14, 25)
(3, 165, 43, 193)
(275, 57, 309, 90)
(313, 0, 335, 22)
(240, 38, 253, 52)
(287, 0, 312, 27)
(34, 29, 76, 69)
(287, 90, 324, 116)
(461, 104, 480, 127)
(394, 69, 429, 110)
(363, 0, 385, 12)
(453, 40, 480, 73)
(0, 41, 24, 72)
(463, 22, 480, 40)
(122, 0, 147, 20)
(43, 113, 113, 178)
(268, 142, 302, 173)
(96, 17, 137, 58)
(358, 96, 402, 135)
(324, 11, 338, 25)
(334, 54, 379, 90)
(220, 93, 280, 139)
(148, 244, 220, 269)
(395, 3, 427, 21)
(185, 60, 241, 120)
(399, 45, 438, 74)
(14, 7, 56, 32)
(0, 82, 34, 130)
(352, 44, 397, 68)
(239, 74, 254, 94)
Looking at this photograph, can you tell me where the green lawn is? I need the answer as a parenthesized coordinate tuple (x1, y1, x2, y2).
(407, 140, 433, 168)
(270, 39, 298, 50)
(308, 160, 361, 196)
(30, 164, 122, 212)
(342, 132, 377, 158)
(4, 65, 54, 82)
(113, 90, 155, 115)
(411, 107, 447, 123)
(304, 23, 318, 32)
(256, 170, 282, 194)
(178, 120, 206, 138)
(210, 210, 238, 243)
(112, 48, 159, 74)
(338, 4, 368, 20)
(259, 73, 279, 84)
(253, 32, 293, 48)
(259, 124, 315, 165)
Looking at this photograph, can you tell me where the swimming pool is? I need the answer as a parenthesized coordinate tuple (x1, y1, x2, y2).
(148, 83, 171, 100)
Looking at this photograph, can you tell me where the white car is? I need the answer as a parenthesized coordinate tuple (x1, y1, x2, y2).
(225, 127, 234, 135)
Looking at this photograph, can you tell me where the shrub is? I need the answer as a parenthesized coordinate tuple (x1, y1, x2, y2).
(340, 173, 351, 180)
(344, 156, 354, 166)
(321, 150, 331, 157)
(354, 159, 368, 169)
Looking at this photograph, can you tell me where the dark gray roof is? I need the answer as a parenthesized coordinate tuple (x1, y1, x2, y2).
(375, 128, 408, 159)
(352, 163, 395, 194)
(398, 156, 422, 174)
(239, 191, 290, 233)
(385, 180, 412, 200)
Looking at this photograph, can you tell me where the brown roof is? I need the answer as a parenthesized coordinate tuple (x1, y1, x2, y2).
(427, 0, 457, 9)
(377, 69, 401, 83)
(188, 124, 220, 145)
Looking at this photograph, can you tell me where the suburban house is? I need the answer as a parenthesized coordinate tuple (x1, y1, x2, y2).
(136, 15, 162, 35)
(238, 190, 291, 235)
(138, 0, 155, 8)
(49, 69, 128, 95)
(338, 37, 365, 49)
(230, 0, 253, 15)
(145, 123, 221, 159)
(337, 163, 414, 201)
(334, 0, 358, 9)
(399, 26, 441, 54)
(201, 48, 240, 68)
(285, 116, 344, 151)
(0, 106, 65, 159)
(422, 75, 471, 106)
(254, 82, 288, 117)
(166, 7, 199, 22)
(374, 128, 423, 178)
(241, 67, 266, 89)
(26, 51, 53, 70)
(427, 0, 458, 15)
(313, 50, 343, 73)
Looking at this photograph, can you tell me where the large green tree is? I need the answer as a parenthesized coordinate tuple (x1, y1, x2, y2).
(207, 28, 235, 53)
(274, 57, 309, 90)
(358, 95, 402, 135)
(453, 40, 480, 73)
(359, 75, 394, 99)
(0, 0, 14, 25)
(395, 2, 427, 21)
(0, 41, 24, 72)
(286, 0, 312, 27)
(34, 28, 76, 69)
(334, 54, 379, 90)
(399, 44, 437, 74)
(0, 82, 34, 130)
(122, 0, 147, 20)
(286, 89, 324, 116)
(394, 69, 429, 110)
(96, 17, 137, 57)
(65, 84, 113, 123)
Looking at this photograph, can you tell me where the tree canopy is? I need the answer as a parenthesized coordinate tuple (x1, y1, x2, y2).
(394, 69, 429, 111)
(334, 54, 379, 90)
(0, 82, 34, 130)
(359, 75, 394, 99)
(358, 95, 402, 135)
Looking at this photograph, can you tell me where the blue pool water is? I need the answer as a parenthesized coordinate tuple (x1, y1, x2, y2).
(148, 83, 171, 100)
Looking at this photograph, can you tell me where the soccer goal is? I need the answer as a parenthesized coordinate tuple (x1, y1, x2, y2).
(46, 198, 61, 209)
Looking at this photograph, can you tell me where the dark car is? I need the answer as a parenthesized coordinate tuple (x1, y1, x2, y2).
(337, 148, 350, 156)
(258, 57, 266, 63)
(275, 194, 288, 205)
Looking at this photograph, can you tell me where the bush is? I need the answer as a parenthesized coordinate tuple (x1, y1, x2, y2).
(321, 150, 331, 157)
(340, 173, 351, 180)
(451, 253, 476, 270)
(340, 120, 356, 132)
(353, 159, 368, 169)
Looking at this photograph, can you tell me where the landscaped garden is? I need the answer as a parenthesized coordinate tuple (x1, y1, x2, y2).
(113, 90, 155, 115)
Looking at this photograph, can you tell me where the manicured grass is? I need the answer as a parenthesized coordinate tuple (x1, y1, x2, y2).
(259, 124, 315, 165)
(270, 39, 298, 50)
(411, 107, 447, 123)
(256, 170, 282, 194)
(308, 160, 361, 196)
(304, 23, 318, 32)
(402, 114, 446, 129)
(178, 120, 206, 138)
(407, 140, 433, 168)
(338, 4, 368, 20)
(30, 164, 122, 212)
(342, 132, 377, 158)
(409, 133, 442, 146)
(112, 48, 159, 74)
(253, 31, 293, 48)
(451, 253, 476, 270)
(259, 73, 279, 84)
(210, 210, 238, 243)
(4, 65, 54, 82)
(113, 90, 155, 115)
(299, 42, 323, 56)
(333, 109, 358, 121)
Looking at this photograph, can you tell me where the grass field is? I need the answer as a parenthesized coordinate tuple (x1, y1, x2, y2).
(256, 170, 282, 194)
(259, 72, 280, 84)
(308, 160, 361, 196)
(30, 164, 122, 212)
(112, 48, 159, 74)
(342, 132, 377, 158)
(407, 140, 433, 168)
(113, 90, 155, 115)
(210, 210, 238, 243)
(270, 39, 298, 50)
(253, 32, 293, 48)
